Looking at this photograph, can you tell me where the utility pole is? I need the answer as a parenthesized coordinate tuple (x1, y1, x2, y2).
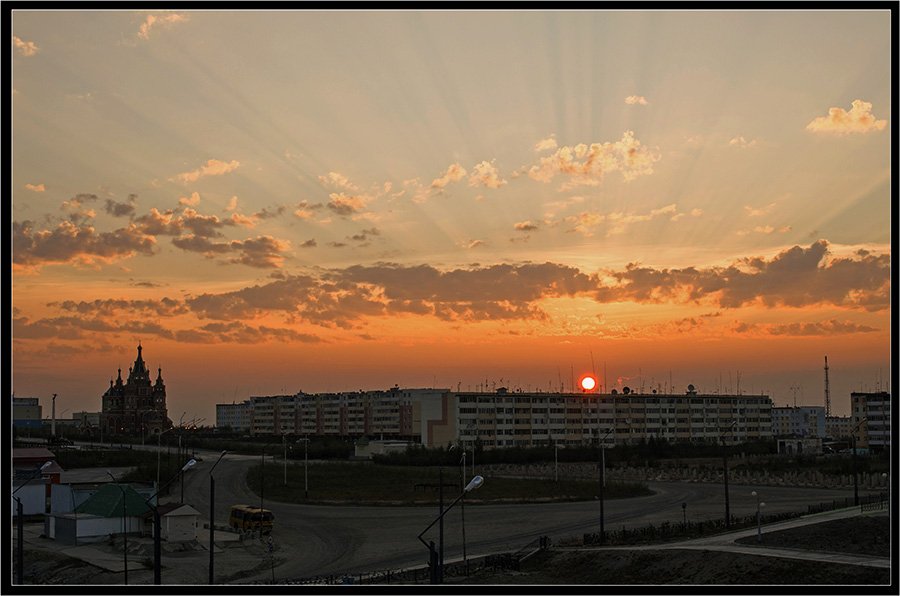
(824, 356, 832, 418)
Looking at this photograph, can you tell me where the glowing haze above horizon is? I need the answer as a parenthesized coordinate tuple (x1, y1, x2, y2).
(12, 10, 892, 426)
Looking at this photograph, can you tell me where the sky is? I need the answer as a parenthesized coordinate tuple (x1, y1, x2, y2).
(11, 9, 893, 425)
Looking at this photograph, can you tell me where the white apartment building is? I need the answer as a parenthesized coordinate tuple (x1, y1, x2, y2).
(771, 406, 826, 438)
(220, 387, 773, 449)
(851, 391, 891, 451)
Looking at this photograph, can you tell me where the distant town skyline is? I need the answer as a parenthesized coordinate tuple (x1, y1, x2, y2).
(12, 10, 891, 425)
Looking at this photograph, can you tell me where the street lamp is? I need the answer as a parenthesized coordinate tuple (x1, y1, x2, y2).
(209, 450, 227, 585)
(145, 458, 196, 585)
(107, 471, 128, 584)
(751, 490, 765, 542)
(851, 417, 867, 506)
(720, 420, 737, 528)
(417, 475, 484, 584)
(157, 426, 174, 492)
(13, 461, 51, 585)
(598, 427, 614, 545)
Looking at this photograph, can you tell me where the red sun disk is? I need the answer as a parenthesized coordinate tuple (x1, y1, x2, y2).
(581, 376, 596, 391)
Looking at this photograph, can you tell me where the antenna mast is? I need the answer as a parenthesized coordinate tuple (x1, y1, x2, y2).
(824, 356, 831, 417)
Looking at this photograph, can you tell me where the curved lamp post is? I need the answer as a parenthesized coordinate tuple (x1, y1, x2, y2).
(719, 420, 737, 528)
(145, 458, 196, 585)
(417, 475, 484, 584)
(598, 427, 614, 545)
(107, 471, 129, 584)
(750, 490, 765, 542)
(13, 461, 51, 585)
(208, 450, 227, 584)
(851, 417, 867, 506)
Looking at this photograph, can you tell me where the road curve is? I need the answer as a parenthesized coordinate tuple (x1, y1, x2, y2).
(176, 448, 876, 582)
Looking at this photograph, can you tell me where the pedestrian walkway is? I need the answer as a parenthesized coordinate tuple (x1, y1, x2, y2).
(575, 507, 890, 569)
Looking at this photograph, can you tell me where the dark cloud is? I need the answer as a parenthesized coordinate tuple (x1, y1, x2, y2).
(733, 319, 880, 336)
(105, 194, 137, 218)
(13, 220, 156, 272)
(595, 240, 890, 311)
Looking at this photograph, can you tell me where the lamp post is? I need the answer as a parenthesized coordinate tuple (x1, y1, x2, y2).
(417, 475, 484, 584)
(13, 461, 51, 585)
(145, 458, 196, 585)
(851, 417, 867, 506)
(157, 426, 173, 493)
(598, 426, 614, 545)
(720, 420, 737, 528)
(209, 450, 227, 585)
(751, 490, 765, 542)
(107, 471, 128, 584)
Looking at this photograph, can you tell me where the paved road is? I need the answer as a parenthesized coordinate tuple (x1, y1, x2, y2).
(172, 448, 881, 582)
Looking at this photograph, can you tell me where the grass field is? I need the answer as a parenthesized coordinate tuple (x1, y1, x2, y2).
(247, 461, 651, 505)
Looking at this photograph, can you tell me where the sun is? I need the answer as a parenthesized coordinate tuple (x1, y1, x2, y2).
(580, 376, 596, 391)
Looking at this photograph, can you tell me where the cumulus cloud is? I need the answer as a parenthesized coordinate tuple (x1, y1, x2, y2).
(137, 12, 188, 40)
(534, 136, 558, 152)
(625, 95, 648, 105)
(13, 36, 39, 56)
(318, 171, 359, 190)
(105, 194, 137, 218)
(527, 131, 660, 188)
(744, 203, 776, 217)
(326, 192, 372, 216)
(729, 136, 759, 148)
(806, 100, 886, 134)
(13, 220, 156, 273)
(430, 162, 467, 189)
(172, 234, 290, 268)
(514, 221, 539, 232)
(468, 160, 508, 189)
(595, 240, 890, 311)
(25, 183, 45, 192)
(179, 191, 201, 206)
(174, 158, 240, 183)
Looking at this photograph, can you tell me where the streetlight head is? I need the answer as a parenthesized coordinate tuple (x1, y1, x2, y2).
(751, 491, 757, 497)
(182, 459, 197, 471)
(760, 502, 765, 508)
(40, 461, 52, 470)
(220, 450, 227, 457)
(464, 475, 484, 492)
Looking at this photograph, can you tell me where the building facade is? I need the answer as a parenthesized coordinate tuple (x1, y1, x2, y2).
(219, 387, 773, 448)
(851, 391, 891, 451)
(771, 406, 826, 438)
(100, 344, 171, 437)
(216, 400, 252, 432)
(12, 397, 42, 429)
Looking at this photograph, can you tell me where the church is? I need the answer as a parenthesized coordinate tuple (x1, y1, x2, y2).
(100, 343, 171, 437)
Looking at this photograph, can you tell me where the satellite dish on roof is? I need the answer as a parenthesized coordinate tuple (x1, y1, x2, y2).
(687, 384, 695, 393)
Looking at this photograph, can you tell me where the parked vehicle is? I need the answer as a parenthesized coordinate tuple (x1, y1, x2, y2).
(229, 505, 274, 533)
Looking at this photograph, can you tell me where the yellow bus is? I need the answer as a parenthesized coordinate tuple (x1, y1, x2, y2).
(229, 505, 274, 533)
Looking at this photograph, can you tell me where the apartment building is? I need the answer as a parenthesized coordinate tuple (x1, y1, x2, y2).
(221, 387, 773, 449)
(215, 400, 252, 432)
(771, 406, 826, 438)
(851, 391, 891, 451)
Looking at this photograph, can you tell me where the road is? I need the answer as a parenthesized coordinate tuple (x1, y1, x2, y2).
(174, 447, 875, 582)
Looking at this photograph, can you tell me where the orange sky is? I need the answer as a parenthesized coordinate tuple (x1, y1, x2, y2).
(11, 10, 892, 424)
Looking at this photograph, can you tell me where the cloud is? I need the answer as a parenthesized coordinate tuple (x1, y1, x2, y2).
(567, 203, 679, 237)
(326, 192, 372, 216)
(174, 158, 240, 183)
(625, 95, 648, 105)
(806, 100, 886, 134)
(594, 240, 890, 311)
(318, 171, 359, 190)
(527, 131, 660, 188)
(514, 221, 539, 232)
(348, 227, 380, 245)
(430, 162, 467, 189)
(179, 191, 201, 206)
(729, 136, 759, 148)
(534, 136, 558, 152)
(733, 319, 879, 337)
(13, 220, 156, 273)
(13, 36, 39, 56)
(744, 203, 776, 217)
(137, 12, 188, 40)
(105, 194, 137, 218)
(25, 183, 45, 192)
(172, 234, 290, 268)
(468, 160, 507, 189)
(224, 196, 238, 212)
